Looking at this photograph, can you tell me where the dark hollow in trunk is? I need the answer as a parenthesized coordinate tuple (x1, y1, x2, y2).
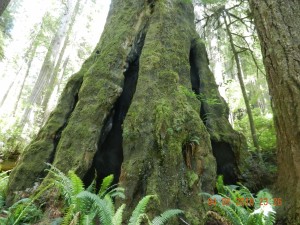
(6, 2, 258, 224)
(189, 41, 238, 184)
(189, 44, 201, 96)
(83, 27, 147, 189)
(211, 141, 238, 184)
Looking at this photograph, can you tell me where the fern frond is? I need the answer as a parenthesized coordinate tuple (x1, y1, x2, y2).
(199, 192, 212, 198)
(218, 204, 244, 225)
(69, 211, 80, 225)
(236, 183, 254, 199)
(103, 194, 115, 216)
(77, 191, 113, 225)
(255, 189, 273, 209)
(10, 198, 42, 225)
(46, 163, 69, 186)
(62, 204, 76, 225)
(86, 179, 96, 193)
(80, 213, 96, 225)
(223, 185, 238, 203)
(107, 186, 125, 199)
(152, 209, 184, 225)
(112, 204, 126, 225)
(128, 195, 156, 225)
(68, 170, 85, 196)
(229, 201, 249, 224)
(247, 211, 264, 225)
(98, 175, 114, 197)
(265, 210, 276, 225)
(46, 164, 72, 203)
(216, 175, 225, 194)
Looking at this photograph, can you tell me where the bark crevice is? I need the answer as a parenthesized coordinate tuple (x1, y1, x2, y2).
(50, 93, 79, 164)
(84, 26, 149, 189)
(189, 42, 201, 96)
(189, 39, 240, 185)
(189, 40, 209, 125)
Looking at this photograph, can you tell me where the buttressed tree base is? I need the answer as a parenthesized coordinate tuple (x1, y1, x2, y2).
(6, 0, 254, 224)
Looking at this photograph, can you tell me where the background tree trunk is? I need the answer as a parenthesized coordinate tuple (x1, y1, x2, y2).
(41, 0, 81, 124)
(7, 1, 255, 223)
(19, 0, 79, 129)
(249, 0, 300, 223)
(0, 0, 10, 16)
(222, 12, 261, 157)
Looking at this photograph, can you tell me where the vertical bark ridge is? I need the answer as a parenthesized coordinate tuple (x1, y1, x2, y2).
(189, 39, 240, 185)
(84, 15, 152, 188)
(188, 38, 266, 190)
(249, 0, 300, 222)
(120, 1, 216, 223)
(6, 72, 83, 205)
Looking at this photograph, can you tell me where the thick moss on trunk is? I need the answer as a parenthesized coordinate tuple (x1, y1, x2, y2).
(189, 40, 268, 191)
(6, 0, 252, 224)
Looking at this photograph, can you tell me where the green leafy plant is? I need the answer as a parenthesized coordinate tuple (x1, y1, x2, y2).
(0, 165, 183, 224)
(0, 198, 43, 225)
(0, 120, 27, 160)
(46, 165, 183, 225)
(233, 109, 276, 152)
(0, 170, 9, 210)
(201, 176, 276, 225)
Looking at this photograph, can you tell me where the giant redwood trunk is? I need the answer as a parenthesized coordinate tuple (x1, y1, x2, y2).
(249, 0, 300, 223)
(7, 1, 252, 223)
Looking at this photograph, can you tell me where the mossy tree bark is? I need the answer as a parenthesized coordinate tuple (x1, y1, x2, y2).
(7, 0, 252, 224)
(249, 0, 300, 223)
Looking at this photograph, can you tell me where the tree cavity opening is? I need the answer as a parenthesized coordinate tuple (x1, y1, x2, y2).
(211, 141, 239, 184)
(189, 41, 207, 125)
(83, 29, 148, 189)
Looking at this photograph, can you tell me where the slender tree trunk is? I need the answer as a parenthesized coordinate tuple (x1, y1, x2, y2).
(42, 55, 70, 123)
(0, 65, 23, 108)
(0, 0, 10, 16)
(7, 1, 255, 223)
(12, 44, 38, 116)
(249, 0, 300, 223)
(222, 12, 261, 156)
(0, 79, 14, 108)
(1, 20, 43, 114)
(56, 56, 70, 95)
(20, 0, 78, 129)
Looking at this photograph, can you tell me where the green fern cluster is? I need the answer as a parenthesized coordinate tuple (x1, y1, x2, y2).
(0, 197, 43, 225)
(0, 165, 183, 225)
(47, 165, 183, 225)
(0, 170, 9, 209)
(0, 170, 42, 225)
(201, 176, 276, 225)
